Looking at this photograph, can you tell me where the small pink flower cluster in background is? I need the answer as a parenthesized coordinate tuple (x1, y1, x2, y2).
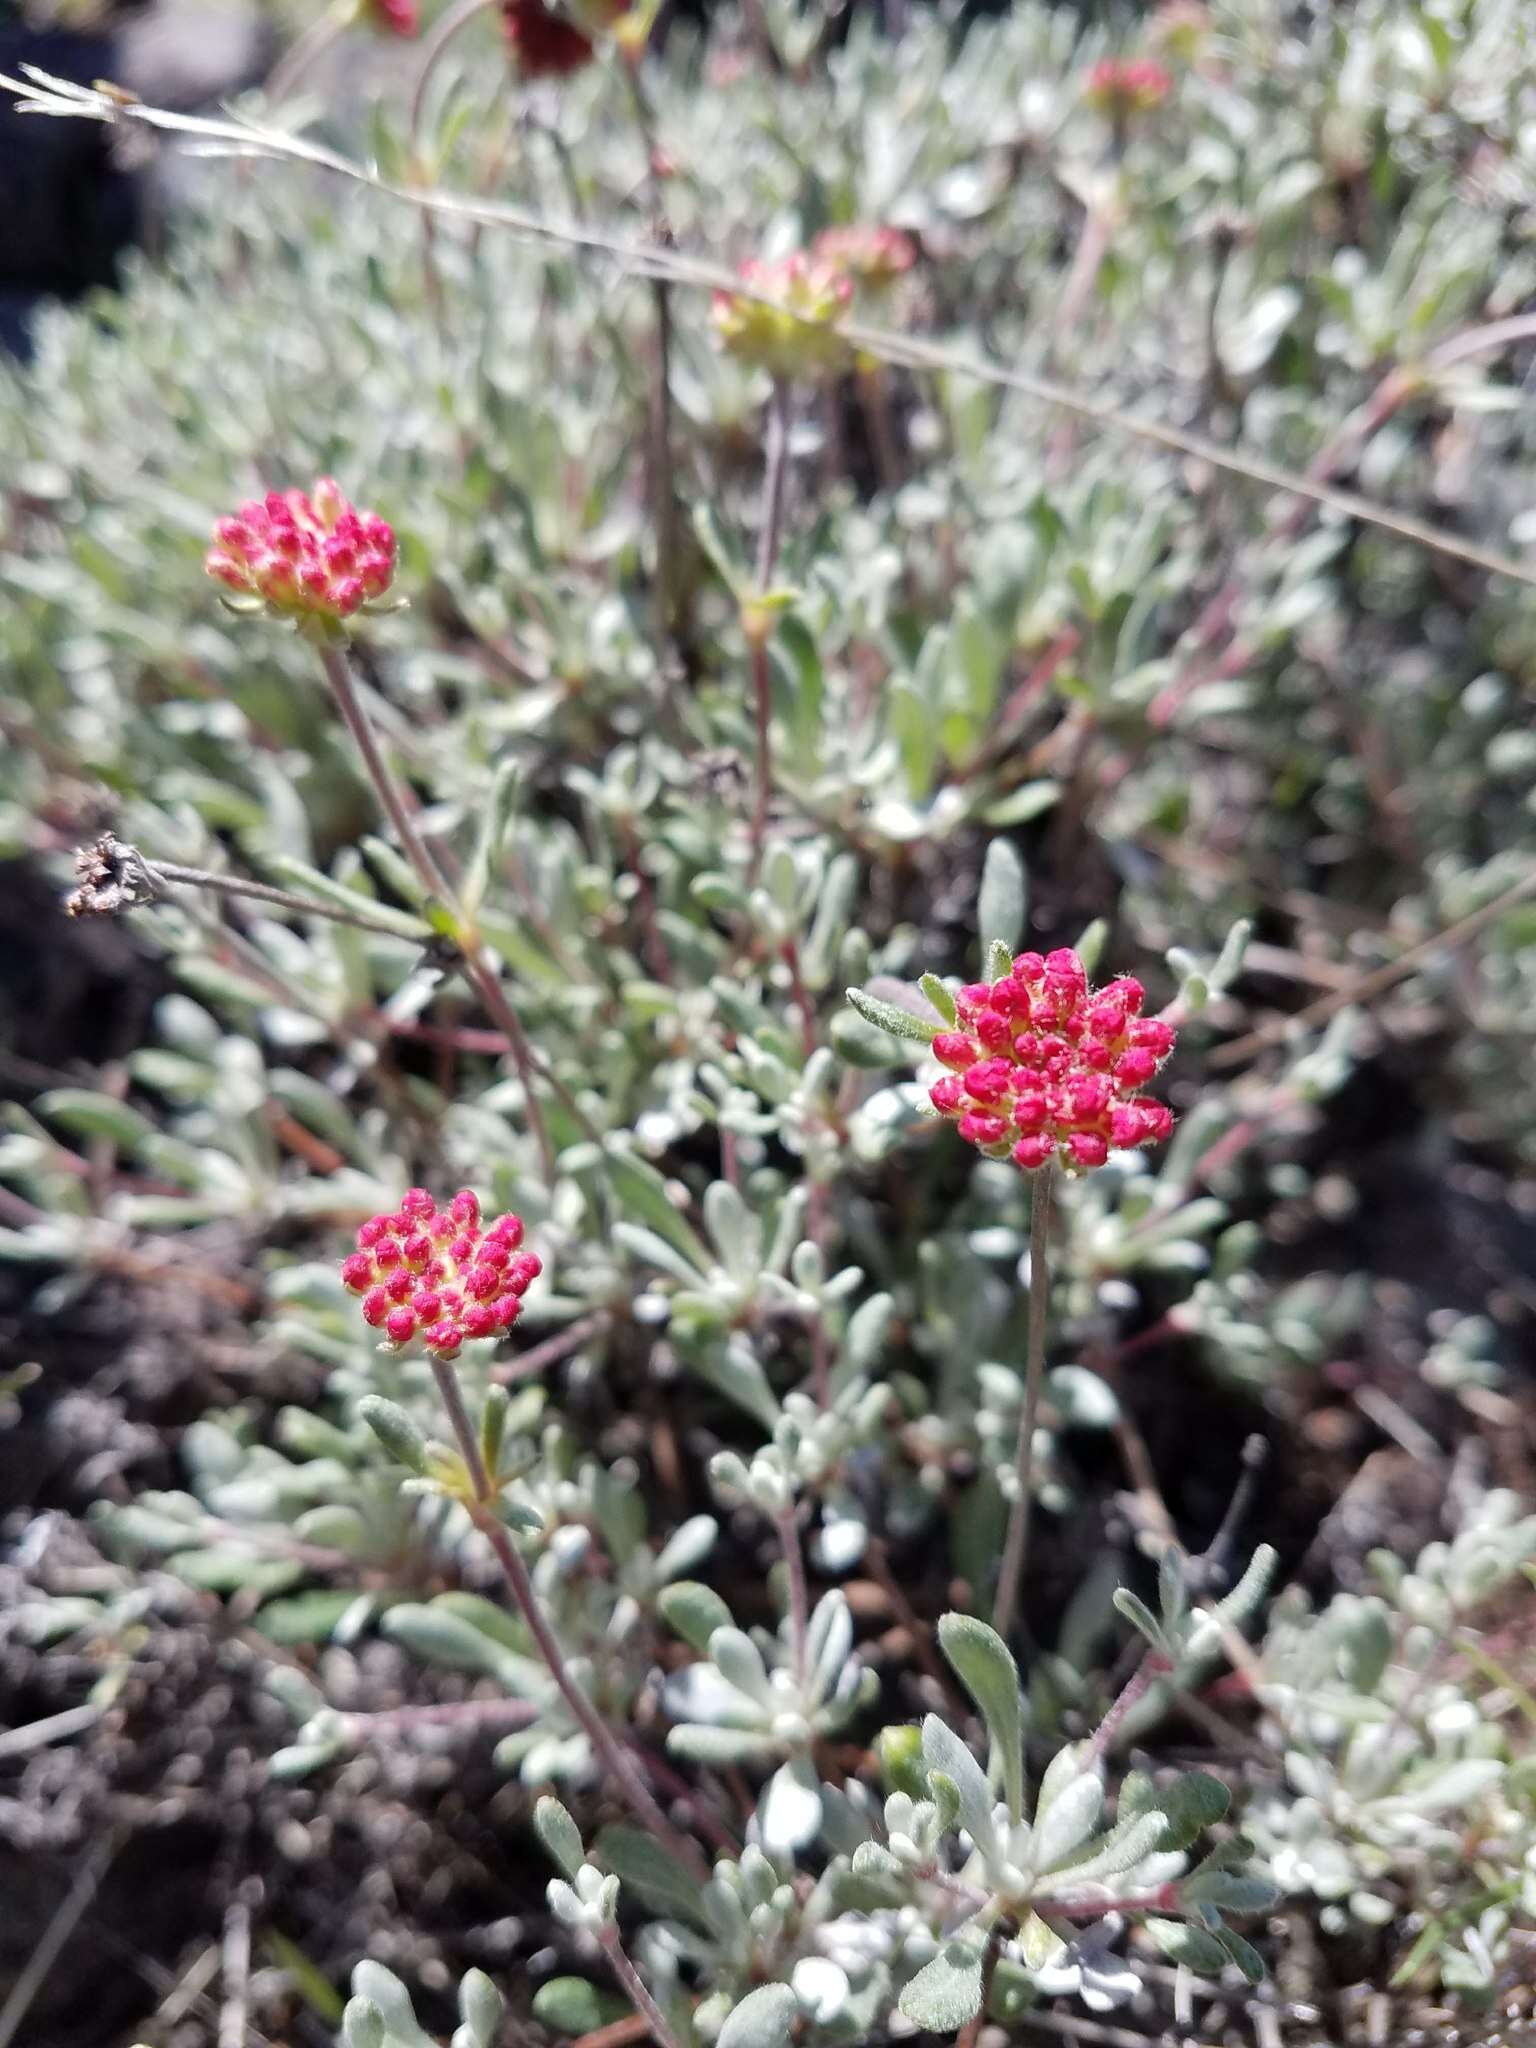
(812, 224, 918, 291)
(361, 0, 420, 33)
(501, 0, 630, 77)
(929, 949, 1176, 1173)
(205, 480, 396, 627)
(711, 252, 855, 378)
(1084, 56, 1174, 118)
(342, 1189, 542, 1359)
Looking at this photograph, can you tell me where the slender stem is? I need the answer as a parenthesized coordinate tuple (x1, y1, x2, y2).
(261, 0, 350, 108)
(776, 1505, 811, 1683)
(756, 380, 792, 589)
(993, 1164, 1055, 1640)
(619, 59, 681, 663)
(145, 858, 421, 938)
(408, 0, 495, 323)
(426, 1352, 709, 1878)
(1082, 1648, 1169, 1766)
(746, 381, 792, 885)
(314, 640, 559, 1180)
(598, 1925, 683, 2048)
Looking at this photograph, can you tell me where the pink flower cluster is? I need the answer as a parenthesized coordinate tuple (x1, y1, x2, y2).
(812, 224, 918, 289)
(928, 949, 1176, 1173)
(205, 480, 396, 628)
(1084, 56, 1174, 116)
(711, 253, 855, 378)
(342, 1189, 541, 1359)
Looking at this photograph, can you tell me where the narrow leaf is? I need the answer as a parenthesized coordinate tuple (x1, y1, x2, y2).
(938, 1613, 1024, 1819)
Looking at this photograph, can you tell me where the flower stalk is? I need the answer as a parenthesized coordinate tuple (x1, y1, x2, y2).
(992, 1163, 1054, 1640)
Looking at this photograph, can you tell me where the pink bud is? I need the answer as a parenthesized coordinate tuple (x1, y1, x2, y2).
(402, 1232, 432, 1268)
(400, 1188, 435, 1217)
(930, 1076, 966, 1115)
(1013, 1133, 1054, 1170)
(424, 1321, 462, 1358)
(1013, 1091, 1049, 1131)
(385, 1269, 414, 1303)
(373, 1239, 402, 1270)
(362, 1286, 389, 1327)
(958, 1110, 1009, 1148)
(1131, 1017, 1176, 1058)
(487, 1213, 524, 1247)
(507, 1251, 542, 1294)
(462, 1303, 499, 1340)
(1011, 952, 1046, 983)
(385, 1306, 417, 1344)
(449, 1189, 481, 1225)
(341, 1252, 375, 1292)
(495, 1294, 523, 1328)
(357, 1217, 389, 1248)
(964, 1059, 1013, 1103)
(975, 1009, 1012, 1051)
(933, 1032, 980, 1070)
(412, 1290, 442, 1320)
(1115, 1048, 1159, 1088)
(1067, 1132, 1109, 1169)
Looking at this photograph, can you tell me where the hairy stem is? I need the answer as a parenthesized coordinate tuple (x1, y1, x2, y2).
(1082, 1648, 1170, 1766)
(426, 1353, 708, 1878)
(619, 58, 681, 664)
(599, 1925, 683, 2048)
(314, 639, 558, 1179)
(143, 857, 421, 938)
(746, 381, 792, 885)
(993, 1164, 1055, 1640)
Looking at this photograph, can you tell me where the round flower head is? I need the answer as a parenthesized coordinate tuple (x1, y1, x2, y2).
(1084, 56, 1174, 118)
(812, 224, 917, 292)
(361, 0, 420, 32)
(711, 253, 854, 380)
(204, 480, 397, 632)
(926, 948, 1177, 1174)
(342, 1189, 541, 1359)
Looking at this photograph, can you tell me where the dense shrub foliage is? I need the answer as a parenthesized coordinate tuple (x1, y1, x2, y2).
(1, 2, 1534, 2044)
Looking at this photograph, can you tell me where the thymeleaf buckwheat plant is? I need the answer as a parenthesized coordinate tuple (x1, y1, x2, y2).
(2, 3, 1534, 2044)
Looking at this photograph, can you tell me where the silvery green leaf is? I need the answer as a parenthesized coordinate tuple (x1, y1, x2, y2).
(919, 972, 958, 1026)
(791, 1956, 850, 2024)
(845, 1291, 894, 1372)
(1183, 1870, 1279, 1914)
(652, 1516, 717, 1584)
(1148, 1771, 1231, 1851)
(710, 1626, 773, 1705)
(717, 1983, 798, 2048)
(534, 1796, 584, 1880)
(1032, 1770, 1104, 1871)
(1211, 917, 1253, 993)
(457, 1970, 502, 2047)
(937, 1613, 1024, 1820)
(921, 1714, 999, 1861)
(1112, 1587, 1166, 1652)
(667, 1725, 783, 1765)
(978, 838, 1026, 961)
(1215, 1927, 1266, 1984)
(658, 1580, 733, 1653)
(761, 1756, 823, 1855)
(1037, 1809, 1167, 1891)
(807, 1591, 854, 1704)
(531, 1981, 629, 2035)
(1146, 1918, 1229, 1975)
(356, 1396, 427, 1475)
(898, 1931, 987, 2031)
(704, 1179, 758, 1279)
(605, 1147, 712, 1269)
(342, 1996, 385, 2048)
(349, 1964, 433, 2048)
(844, 986, 941, 1045)
(1018, 1911, 1067, 1970)
(596, 1826, 713, 1930)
